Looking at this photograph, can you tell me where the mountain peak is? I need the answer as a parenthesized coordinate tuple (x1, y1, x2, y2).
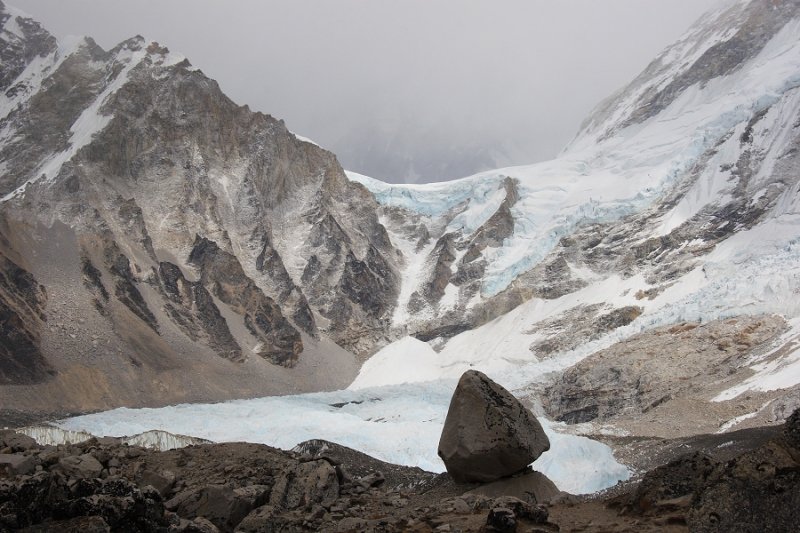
(570, 0, 800, 149)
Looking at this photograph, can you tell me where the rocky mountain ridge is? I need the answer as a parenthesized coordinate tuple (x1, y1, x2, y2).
(0, 0, 402, 415)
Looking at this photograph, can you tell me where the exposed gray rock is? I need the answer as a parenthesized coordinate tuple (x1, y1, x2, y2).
(438, 370, 550, 483)
(188, 236, 302, 366)
(527, 304, 642, 358)
(543, 315, 786, 427)
(157, 261, 243, 362)
(0, 245, 51, 385)
(0, 2, 57, 94)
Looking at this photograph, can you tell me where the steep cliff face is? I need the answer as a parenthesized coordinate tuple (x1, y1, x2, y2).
(0, 2, 396, 413)
(0, 218, 50, 385)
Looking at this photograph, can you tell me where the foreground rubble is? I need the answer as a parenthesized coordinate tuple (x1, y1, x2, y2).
(1, 407, 798, 532)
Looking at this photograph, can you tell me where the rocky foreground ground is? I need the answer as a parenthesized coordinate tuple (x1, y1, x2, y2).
(0, 408, 797, 532)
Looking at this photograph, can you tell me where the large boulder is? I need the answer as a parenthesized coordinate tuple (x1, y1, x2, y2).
(438, 370, 550, 483)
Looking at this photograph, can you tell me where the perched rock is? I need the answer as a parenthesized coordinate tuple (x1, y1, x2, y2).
(438, 370, 550, 483)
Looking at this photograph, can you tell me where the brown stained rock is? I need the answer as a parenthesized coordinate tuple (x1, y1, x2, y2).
(0, 430, 38, 452)
(438, 371, 550, 483)
(466, 470, 560, 504)
(55, 453, 103, 479)
(137, 468, 177, 497)
(166, 484, 253, 532)
(269, 459, 339, 511)
(0, 453, 35, 477)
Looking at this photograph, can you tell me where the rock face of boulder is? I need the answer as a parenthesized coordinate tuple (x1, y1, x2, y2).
(438, 370, 550, 483)
(466, 470, 560, 504)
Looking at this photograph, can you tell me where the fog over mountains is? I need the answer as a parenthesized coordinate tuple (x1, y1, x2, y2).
(11, 0, 717, 183)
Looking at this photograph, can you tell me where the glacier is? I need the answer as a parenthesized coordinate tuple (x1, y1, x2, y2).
(56, 380, 629, 495)
(348, 12, 800, 301)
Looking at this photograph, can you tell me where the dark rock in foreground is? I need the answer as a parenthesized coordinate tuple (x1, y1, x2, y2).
(438, 370, 550, 483)
(615, 407, 800, 533)
(0, 431, 558, 532)
(2, 409, 799, 531)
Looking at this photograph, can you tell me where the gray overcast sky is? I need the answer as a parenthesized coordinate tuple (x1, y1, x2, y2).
(13, 0, 720, 182)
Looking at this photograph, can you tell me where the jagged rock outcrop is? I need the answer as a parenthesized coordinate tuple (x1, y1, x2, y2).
(617, 408, 800, 533)
(438, 371, 550, 483)
(0, 221, 51, 385)
(187, 236, 302, 366)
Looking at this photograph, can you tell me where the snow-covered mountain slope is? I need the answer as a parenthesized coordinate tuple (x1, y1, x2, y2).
(345, 0, 800, 433)
(350, 0, 800, 334)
